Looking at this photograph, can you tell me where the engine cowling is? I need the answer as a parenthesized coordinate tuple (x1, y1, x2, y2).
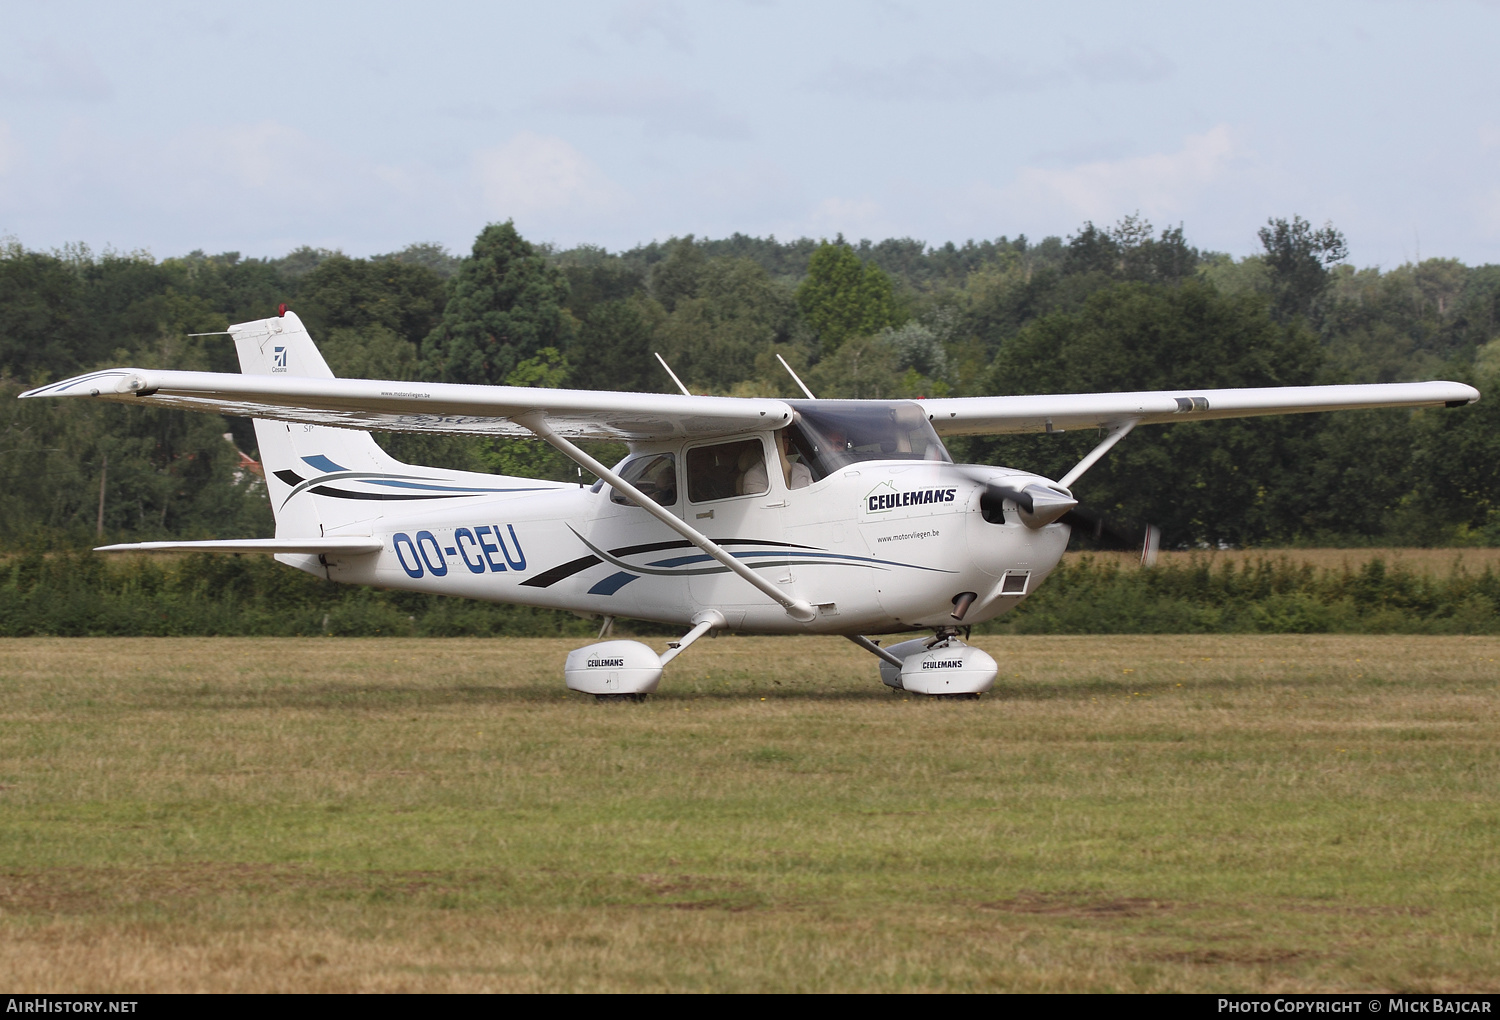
(564, 640, 663, 695)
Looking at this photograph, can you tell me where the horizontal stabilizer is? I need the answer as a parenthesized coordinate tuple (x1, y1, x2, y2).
(94, 538, 382, 555)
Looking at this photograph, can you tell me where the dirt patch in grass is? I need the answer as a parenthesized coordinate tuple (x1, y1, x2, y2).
(1155, 948, 1318, 965)
(979, 893, 1185, 919)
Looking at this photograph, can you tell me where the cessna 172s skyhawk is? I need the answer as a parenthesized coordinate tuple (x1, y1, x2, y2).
(20, 309, 1481, 698)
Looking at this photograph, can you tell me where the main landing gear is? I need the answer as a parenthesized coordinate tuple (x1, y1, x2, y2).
(563, 610, 726, 702)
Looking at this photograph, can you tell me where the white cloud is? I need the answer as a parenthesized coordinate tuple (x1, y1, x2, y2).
(806, 196, 890, 240)
(188, 122, 343, 198)
(0, 122, 17, 175)
(0, 39, 113, 103)
(1003, 125, 1238, 225)
(472, 132, 626, 220)
(1068, 44, 1174, 86)
(811, 53, 1064, 102)
(608, 0, 693, 52)
(811, 44, 1173, 102)
(1476, 188, 1500, 236)
(537, 78, 750, 139)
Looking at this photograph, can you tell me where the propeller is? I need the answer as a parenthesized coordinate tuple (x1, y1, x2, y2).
(1059, 507, 1161, 566)
(959, 468, 1161, 566)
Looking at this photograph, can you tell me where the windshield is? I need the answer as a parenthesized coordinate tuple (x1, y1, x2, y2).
(608, 452, 677, 507)
(779, 400, 950, 485)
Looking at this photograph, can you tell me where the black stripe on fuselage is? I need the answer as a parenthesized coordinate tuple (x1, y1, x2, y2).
(520, 555, 603, 588)
(307, 485, 480, 502)
(274, 468, 480, 502)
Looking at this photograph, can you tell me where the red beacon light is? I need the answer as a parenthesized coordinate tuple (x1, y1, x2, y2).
(277, 303, 287, 317)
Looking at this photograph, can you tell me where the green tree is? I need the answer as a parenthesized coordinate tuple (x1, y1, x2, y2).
(421, 222, 570, 386)
(321, 324, 421, 381)
(296, 254, 447, 345)
(794, 241, 899, 350)
(804, 336, 903, 399)
(648, 236, 707, 312)
(567, 298, 659, 393)
(1408, 353, 1500, 542)
(1258, 215, 1348, 323)
(964, 280, 1321, 546)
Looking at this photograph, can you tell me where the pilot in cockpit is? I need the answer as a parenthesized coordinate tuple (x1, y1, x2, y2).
(776, 429, 813, 489)
(737, 444, 768, 495)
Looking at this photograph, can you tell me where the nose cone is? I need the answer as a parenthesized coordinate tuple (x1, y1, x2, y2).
(982, 481, 1077, 528)
(1018, 483, 1078, 528)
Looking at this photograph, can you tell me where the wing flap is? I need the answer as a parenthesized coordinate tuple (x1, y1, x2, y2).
(95, 538, 383, 555)
(920, 381, 1480, 436)
(20, 368, 795, 441)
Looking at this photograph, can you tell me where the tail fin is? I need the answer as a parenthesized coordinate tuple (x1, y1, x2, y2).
(229, 310, 564, 577)
(231, 310, 407, 542)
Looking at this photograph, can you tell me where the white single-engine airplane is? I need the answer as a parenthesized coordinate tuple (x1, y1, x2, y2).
(21, 309, 1481, 698)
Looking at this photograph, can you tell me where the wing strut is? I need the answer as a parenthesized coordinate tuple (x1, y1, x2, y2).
(1058, 420, 1137, 489)
(518, 414, 818, 623)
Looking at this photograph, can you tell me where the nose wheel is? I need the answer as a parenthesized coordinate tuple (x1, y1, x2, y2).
(849, 629, 998, 696)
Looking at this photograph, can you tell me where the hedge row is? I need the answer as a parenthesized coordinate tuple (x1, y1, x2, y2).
(988, 555, 1500, 634)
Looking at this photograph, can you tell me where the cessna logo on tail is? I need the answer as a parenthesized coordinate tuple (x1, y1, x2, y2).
(865, 481, 958, 514)
(272, 347, 288, 372)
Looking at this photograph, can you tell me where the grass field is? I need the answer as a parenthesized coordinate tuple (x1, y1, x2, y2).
(1, 634, 1497, 992)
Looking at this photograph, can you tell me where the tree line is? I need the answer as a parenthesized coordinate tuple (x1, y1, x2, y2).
(2, 215, 1498, 551)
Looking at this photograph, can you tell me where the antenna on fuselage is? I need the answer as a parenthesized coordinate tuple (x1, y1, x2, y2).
(654, 352, 692, 397)
(775, 353, 817, 399)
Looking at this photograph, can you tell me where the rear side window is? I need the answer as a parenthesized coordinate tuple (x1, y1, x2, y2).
(687, 439, 769, 503)
(610, 453, 677, 507)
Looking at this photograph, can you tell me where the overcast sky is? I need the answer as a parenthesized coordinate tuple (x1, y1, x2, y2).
(1, 1, 1497, 267)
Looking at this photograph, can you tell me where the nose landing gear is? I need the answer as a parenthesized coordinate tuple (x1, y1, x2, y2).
(849, 627, 998, 697)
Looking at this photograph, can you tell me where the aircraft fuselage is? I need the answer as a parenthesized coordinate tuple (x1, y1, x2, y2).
(309, 450, 1069, 635)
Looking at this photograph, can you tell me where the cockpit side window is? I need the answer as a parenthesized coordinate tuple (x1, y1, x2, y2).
(609, 452, 677, 507)
(687, 438, 769, 503)
(782, 401, 950, 482)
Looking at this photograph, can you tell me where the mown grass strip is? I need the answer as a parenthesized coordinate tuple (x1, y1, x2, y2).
(0, 635, 1496, 991)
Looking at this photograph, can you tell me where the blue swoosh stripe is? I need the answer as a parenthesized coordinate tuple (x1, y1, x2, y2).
(362, 478, 543, 493)
(588, 571, 640, 595)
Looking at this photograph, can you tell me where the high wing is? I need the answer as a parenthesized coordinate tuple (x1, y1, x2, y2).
(19, 366, 795, 441)
(920, 381, 1479, 436)
(22, 370, 1478, 440)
